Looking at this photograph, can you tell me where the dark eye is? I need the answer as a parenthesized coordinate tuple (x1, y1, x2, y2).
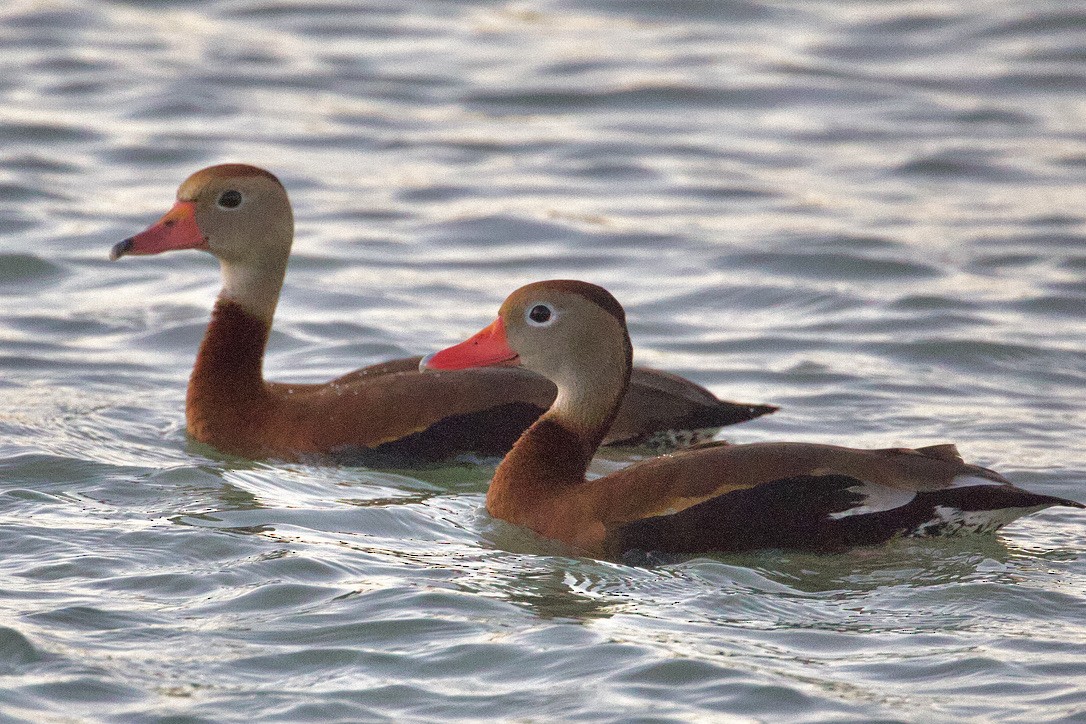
(217, 190, 243, 209)
(526, 303, 554, 327)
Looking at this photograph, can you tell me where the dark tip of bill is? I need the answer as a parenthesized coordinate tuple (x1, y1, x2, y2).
(109, 238, 133, 261)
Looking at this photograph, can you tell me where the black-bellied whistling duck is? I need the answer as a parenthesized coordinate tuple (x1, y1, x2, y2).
(422, 280, 1083, 557)
(110, 164, 774, 462)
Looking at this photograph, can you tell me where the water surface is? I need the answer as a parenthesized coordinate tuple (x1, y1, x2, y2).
(1, 1, 1084, 721)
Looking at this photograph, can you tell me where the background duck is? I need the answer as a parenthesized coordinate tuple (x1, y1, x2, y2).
(423, 280, 1083, 558)
(110, 165, 774, 462)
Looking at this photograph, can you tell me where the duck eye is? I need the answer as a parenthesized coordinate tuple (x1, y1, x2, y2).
(526, 303, 554, 327)
(217, 190, 243, 209)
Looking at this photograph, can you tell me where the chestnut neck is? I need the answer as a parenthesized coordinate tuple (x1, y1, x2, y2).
(488, 329, 632, 508)
(186, 298, 271, 437)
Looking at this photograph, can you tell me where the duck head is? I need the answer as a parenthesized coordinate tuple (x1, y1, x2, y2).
(423, 280, 633, 433)
(111, 164, 294, 323)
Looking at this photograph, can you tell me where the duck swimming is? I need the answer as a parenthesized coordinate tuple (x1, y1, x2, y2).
(422, 279, 1083, 557)
(110, 165, 774, 461)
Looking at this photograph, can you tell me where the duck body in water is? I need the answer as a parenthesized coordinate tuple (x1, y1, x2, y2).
(111, 165, 774, 462)
(422, 279, 1083, 558)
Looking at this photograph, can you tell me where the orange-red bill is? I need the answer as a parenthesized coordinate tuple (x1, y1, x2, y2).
(421, 317, 519, 371)
(110, 201, 207, 260)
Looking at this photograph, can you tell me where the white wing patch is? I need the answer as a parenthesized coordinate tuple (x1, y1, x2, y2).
(828, 482, 917, 519)
(824, 477, 1050, 537)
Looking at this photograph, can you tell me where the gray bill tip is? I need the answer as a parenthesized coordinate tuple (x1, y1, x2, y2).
(109, 238, 133, 261)
(419, 353, 436, 372)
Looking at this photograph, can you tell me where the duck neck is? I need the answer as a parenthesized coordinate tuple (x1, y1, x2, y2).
(186, 298, 272, 441)
(219, 254, 287, 327)
(488, 334, 632, 513)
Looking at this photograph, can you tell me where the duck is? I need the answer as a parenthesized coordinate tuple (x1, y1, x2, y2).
(421, 279, 1083, 558)
(109, 164, 774, 462)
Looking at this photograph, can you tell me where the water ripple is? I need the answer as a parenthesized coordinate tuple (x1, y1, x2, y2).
(0, 0, 1084, 720)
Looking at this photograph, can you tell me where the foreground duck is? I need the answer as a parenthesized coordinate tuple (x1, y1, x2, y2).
(110, 164, 773, 461)
(422, 280, 1083, 557)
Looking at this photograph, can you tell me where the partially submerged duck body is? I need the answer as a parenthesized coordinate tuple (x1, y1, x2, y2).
(112, 165, 774, 462)
(423, 280, 1083, 558)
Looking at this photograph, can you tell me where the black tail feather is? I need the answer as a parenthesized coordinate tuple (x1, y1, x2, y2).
(683, 401, 779, 430)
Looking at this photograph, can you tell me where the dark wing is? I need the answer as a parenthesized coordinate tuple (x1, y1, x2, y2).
(604, 367, 777, 446)
(331, 358, 776, 452)
(612, 474, 1083, 557)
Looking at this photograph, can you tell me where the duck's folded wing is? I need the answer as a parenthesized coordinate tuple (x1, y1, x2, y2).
(604, 368, 777, 446)
(332, 359, 776, 449)
(274, 366, 549, 460)
(610, 473, 1083, 556)
(330, 356, 427, 382)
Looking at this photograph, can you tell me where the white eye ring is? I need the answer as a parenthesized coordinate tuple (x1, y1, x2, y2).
(217, 190, 243, 209)
(525, 302, 556, 327)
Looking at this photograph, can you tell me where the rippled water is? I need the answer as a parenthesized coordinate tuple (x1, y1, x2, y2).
(1, 0, 1085, 720)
